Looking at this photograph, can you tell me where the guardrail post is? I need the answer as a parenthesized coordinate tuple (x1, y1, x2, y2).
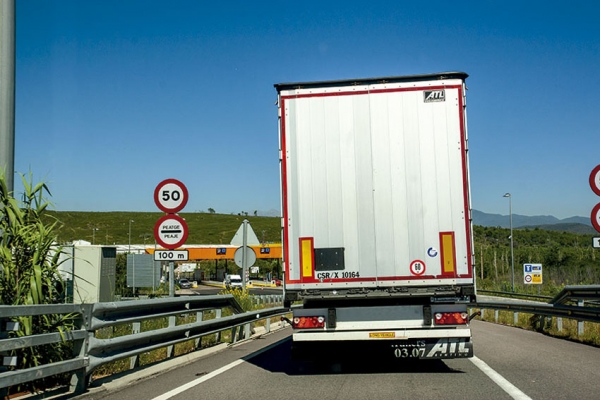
(494, 310, 499, 323)
(232, 325, 243, 343)
(130, 321, 141, 369)
(244, 323, 251, 339)
(167, 316, 176, 358)
(514, 312, 518, 325)
(195, 311, 204, 349)
(265, 317, 271, 333)
(578, 300, 585, 336)
(0, 316, 18, 398)
(215, 309, 222, 343)
(557, 317, 563, 332)
(71, 304, 92, 394)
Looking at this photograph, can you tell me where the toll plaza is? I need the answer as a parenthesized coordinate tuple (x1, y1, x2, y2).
(145, 243, 281, 260)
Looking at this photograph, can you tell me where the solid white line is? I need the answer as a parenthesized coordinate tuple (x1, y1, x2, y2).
(150, 359, 244, 400)
(470, 356, 532, 400)
(150, 335, 289, 400)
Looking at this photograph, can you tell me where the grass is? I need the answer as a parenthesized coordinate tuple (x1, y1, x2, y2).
(472, 308, 600, 347)
(90, 289, 289, 382)
(45, 211, 281, 245)
(42, 210, 600, 357)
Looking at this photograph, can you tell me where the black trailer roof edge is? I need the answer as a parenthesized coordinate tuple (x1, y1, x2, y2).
(274, 71, 468, 92)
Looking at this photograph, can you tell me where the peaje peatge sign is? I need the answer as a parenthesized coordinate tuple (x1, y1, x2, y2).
(154, 179, 189, 252)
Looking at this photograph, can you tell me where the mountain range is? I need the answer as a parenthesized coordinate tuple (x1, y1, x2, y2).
(259, 209, 595, 234)
(472, 210, 595, 234)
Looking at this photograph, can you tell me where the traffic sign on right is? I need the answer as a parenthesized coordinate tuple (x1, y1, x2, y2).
(524, 263, 542, 285)
(590, 165, 600, 233)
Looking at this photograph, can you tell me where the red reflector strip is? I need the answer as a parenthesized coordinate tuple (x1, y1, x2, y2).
(434, 312, 468, 325)
(292, 316, 325, 329)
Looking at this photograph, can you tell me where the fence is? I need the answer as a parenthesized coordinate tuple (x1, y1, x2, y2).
(0, 294, 286, 397)
(2, 286, 600, 397)
(473, 285, 600, 334)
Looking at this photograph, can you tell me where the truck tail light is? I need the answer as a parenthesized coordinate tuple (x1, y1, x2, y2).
(292, 316, 325, 329)
(434, 312, 468, 325)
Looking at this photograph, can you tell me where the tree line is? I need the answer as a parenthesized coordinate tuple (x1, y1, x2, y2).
(473, 225, 599, 294)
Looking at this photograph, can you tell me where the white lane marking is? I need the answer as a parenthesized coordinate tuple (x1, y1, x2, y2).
(151, 337, 288, 400)
(151, 359, 244, 400)
(470, 356, 532, 400)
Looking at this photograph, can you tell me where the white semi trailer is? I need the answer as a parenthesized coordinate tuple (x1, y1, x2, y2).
(274, 72, 476, 360)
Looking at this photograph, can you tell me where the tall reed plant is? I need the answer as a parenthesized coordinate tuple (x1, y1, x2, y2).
(0, 172, 75, 393)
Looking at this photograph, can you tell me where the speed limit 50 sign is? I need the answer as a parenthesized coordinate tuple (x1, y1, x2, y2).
(154, 178, 189, 214)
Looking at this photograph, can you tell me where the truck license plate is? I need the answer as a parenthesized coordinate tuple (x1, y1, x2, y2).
(392, 338, 473, 359)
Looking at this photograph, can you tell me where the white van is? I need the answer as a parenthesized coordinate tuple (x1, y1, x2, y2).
(224, 274, 243, 289)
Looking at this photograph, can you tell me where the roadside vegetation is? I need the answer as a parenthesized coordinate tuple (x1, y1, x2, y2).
(91, 287, 284, 382)
(2, 171, 599, 394)
(0, 173, 74, 394)
(42, 210, 281, 246)
(47, 210, 597, 296)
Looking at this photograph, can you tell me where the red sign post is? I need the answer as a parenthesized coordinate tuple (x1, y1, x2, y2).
(153, 179, 189, 249)
(154, 179, 190, 296)
(590, 165, 600, 234)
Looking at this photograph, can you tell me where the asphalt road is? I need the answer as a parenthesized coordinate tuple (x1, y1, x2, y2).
(72, 320, 600, 400)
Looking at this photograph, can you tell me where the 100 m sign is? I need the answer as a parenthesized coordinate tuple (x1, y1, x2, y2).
(154, 250, 189, 261)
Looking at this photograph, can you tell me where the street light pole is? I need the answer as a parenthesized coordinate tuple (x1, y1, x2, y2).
(503, 193, 514, 292)
(128, 219, 134, 253)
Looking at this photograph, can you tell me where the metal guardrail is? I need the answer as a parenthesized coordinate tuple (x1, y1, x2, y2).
(471, 285, 600, 333)
(475, 286, 600, 320)
(0, 293, 287, 396)
(477, 289, 553, 302)
(2, 286, 600, 397)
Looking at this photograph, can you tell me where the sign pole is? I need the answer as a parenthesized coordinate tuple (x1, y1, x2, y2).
(242, 219, 248, 289)
(153, 178, 190, 298)
(169, 261, 174, 297)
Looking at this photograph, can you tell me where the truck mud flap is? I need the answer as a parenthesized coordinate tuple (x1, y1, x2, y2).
(291, 337, 473, 361)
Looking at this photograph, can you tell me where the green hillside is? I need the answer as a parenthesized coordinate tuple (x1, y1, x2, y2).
(47, 211, 599, 294)
(46, 211, 281, 245)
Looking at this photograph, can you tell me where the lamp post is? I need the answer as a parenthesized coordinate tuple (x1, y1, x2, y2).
(128, 219, 134, 253)
(503, 193, 514, 292)
(92, 227, 99, 245)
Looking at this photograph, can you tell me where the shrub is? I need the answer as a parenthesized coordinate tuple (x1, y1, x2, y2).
(0, 172, 76, 393)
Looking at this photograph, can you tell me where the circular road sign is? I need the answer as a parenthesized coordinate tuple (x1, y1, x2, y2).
(592, 203, 600, 233)
(234, 246, 257, 269)
(154, 178, 189, 214)
(409, 260, 426, 276)
(154, 214, 188, 250)
(590, 165, 600, 197)
(525, 274, 532, 283)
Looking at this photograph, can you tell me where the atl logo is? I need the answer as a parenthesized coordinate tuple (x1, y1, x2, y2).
(424, 90, 445, 102)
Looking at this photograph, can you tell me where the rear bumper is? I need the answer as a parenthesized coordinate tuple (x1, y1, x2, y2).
(291, 334, 473, 360)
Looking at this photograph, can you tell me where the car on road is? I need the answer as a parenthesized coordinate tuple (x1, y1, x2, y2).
(178, 279, 192, 289)
(224, 274, 243, 289)
(271, 278, 282, 286)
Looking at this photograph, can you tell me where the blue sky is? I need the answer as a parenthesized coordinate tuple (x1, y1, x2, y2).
(13, 0, 600, 219)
